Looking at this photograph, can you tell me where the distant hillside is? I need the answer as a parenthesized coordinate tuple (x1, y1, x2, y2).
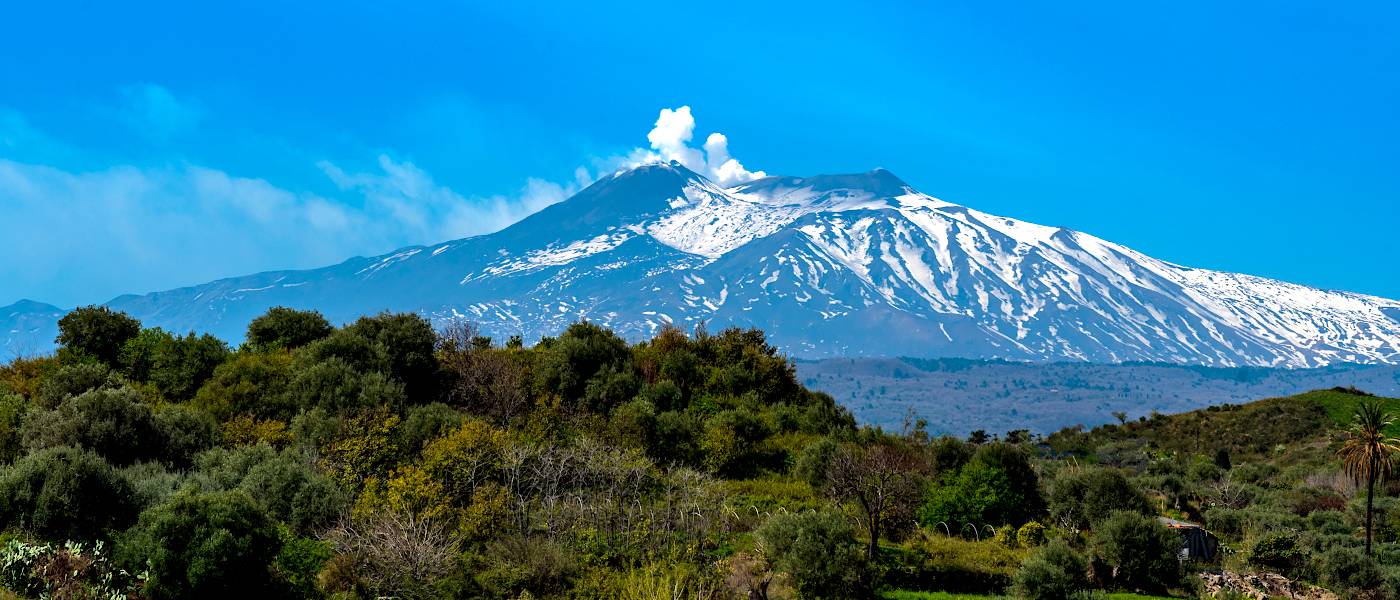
(796, 357, 1400, 435)
(1046, 388, 1400, 460)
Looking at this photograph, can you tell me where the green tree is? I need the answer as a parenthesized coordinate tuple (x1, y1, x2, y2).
(921, 460, 1022, 529)
(192, 349, 295, 419)
(1338, 401, 1400, 555)
(536, 321, 631, 405)
(193, 444, 349, 534)
(23, 387, 164, 465)
(0, 446, 138, 541)
(120, 490, 285, 599)
(245, 306, 334, 350)
(283, 357, 406, 414)
(1091, 511, 1181, 592)
(756, 510, 866, 599)
(56, 306, 142, 365)
(123, 329, 231, 401)
(921, 442, 1044, 530)
(344, 312, 441, 402)
(1048, 467, 1152, 531)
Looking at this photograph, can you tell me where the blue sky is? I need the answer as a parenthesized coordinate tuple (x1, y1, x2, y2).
(2, 1, 1397, 307)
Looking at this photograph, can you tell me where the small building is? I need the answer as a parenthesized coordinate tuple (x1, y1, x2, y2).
(1158, 517, 1219, 562)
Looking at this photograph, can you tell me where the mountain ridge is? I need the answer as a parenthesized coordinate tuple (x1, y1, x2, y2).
(5, 162, 1399, 367)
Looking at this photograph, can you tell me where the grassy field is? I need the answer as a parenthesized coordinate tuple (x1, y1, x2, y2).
(1300, 389, 1400, 435)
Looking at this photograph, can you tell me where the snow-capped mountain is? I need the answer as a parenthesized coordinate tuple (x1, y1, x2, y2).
(8, 162, 1400, 367)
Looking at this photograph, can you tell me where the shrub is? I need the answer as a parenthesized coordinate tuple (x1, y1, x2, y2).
(342, 312, 442, 402)
(794, 436, 837, 487)
(193, 444, 349, 534)
(1018, 521, 1048, 547)
(283, 358, 406, 414)
(0, 446, 138, 541)
(756, 510, 866, 599)
(22, 387, 163, 465)
(192, 350, 295, 419)
(1248, 531, 1308, 576)
(0, 392, 25, 463)
(121, 330, 231, 401)
(475, 535, 579, 598)
(398, 402, 464, 456)
(154, 404, 220, 467)
(1091, 511, 1181, 592)
(1011, 539, 1089, 600)
(120, 490, 284, 599)
(35, 363, 124, 409)
(921, 460, 1025, 529)
(1318, 547, 1384, 594)
(1048, 467, 1152, 531)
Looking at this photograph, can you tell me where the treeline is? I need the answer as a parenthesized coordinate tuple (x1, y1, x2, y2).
(1, 306, 1393, 600)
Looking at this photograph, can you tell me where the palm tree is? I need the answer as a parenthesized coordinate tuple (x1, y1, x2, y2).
(1338, 402, 1400, 555)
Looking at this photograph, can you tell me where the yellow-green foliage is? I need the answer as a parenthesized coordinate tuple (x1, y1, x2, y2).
(420, 418, 508, 504)
(319, 408, 401, 486)
(355, 465, 455, 523)
(1016, 521, 1047, 547)
(222, 414, 292, 448)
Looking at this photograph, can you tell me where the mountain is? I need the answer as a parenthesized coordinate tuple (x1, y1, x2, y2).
(10, 162, 1400, 367)
(0, 300, 64, 360)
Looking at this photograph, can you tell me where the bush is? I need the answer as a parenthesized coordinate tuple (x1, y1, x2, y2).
(475, 535, 579, 598)
(1248, 531, 1308, 576)
(35, 363, 124, 409)
(1048, 467, 1152, 531)
(154, 404, 220, 467)
(794, 436, 837, 488)
(1011, 539, 1089, 600)
(1091, 511, 1182, 592)
(283, 358, 406, 414)
(398, 402, 464, 456)
(22, 387, 163, 465)
(0, 392, 25, 463)
(192, 350, 295, 419)
(756, 510, 866, 599)
(342, 312, 441, 402)
(1018, 521, 1048, 547)
(121, 329, 231, 401)
(1318, 547, 1384, 594)
(120, 490, 285, 599)
(0, 446, 138, 541)
(193, 444, 348, 534)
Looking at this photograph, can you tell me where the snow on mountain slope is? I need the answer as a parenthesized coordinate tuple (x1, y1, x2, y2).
(11, 161, 1400, 367)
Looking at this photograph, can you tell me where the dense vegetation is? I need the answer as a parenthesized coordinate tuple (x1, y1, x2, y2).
(1, 306, 1399, 599)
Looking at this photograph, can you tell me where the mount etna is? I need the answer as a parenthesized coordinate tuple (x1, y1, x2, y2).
(6, 161, 1400, 373)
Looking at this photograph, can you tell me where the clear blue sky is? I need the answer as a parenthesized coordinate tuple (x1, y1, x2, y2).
(2, 1, 1397, 307)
